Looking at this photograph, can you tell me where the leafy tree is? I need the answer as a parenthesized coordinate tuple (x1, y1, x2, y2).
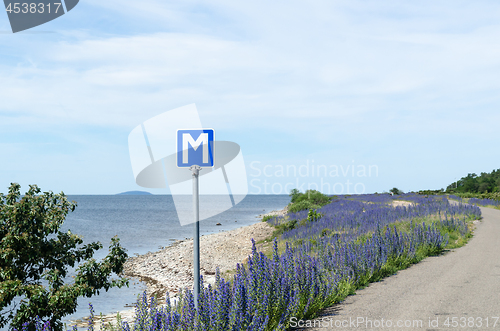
(446, 170, 500, 194)
(462, 173, 479, 192)
(389, 187, 403, 195)
(0, 183, 129, 331)
(417, 189, 444, 195)
(289, 188, 301, 203)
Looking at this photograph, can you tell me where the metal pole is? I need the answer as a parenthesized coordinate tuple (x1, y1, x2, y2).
(190, 165, 201, 310)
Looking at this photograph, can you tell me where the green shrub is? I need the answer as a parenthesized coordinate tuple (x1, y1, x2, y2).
(262, 215, 275, 222)
(288, 200, 321, 213)
(0, 183, 128, 331)
(289, 188, 301, 203)
(291, 189, 332, 206)
(320, 228, 331, 237)
(307, 209, 322, 223)
(287, 189, 332, 213)
(273, 219, 298, 236)
(452, 192, 500, 201)
(389, 187, 404, 195)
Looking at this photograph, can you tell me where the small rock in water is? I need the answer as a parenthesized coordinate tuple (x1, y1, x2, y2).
(216, 223, 222, 226)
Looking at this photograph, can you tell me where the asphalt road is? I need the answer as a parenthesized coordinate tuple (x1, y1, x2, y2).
(295, 205, 500, 331)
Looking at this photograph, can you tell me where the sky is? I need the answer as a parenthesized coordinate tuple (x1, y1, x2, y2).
(1, 0, 500, 195)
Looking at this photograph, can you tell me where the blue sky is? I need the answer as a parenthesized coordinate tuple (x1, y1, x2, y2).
(1, 1, 500, 195)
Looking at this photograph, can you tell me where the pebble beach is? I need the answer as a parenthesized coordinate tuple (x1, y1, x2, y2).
(74, 206, 288, 328)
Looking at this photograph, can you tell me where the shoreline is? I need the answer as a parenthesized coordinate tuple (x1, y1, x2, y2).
(71, 207, 287, 328)
(123, 205, 288, 297)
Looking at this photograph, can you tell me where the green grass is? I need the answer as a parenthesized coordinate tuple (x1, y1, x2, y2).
(261, 214, 277, 222)
(382, 214, 477, 251)
(450, 192, 500, 200)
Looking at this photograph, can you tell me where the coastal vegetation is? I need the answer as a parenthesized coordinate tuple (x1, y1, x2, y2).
(389, 187, 404, 195)
(419, 168, 500, 208)
(417, 169, 500, 200)
(287, 189, 332, 213)
(68, 191, 478, 331)
(0, 184, 129, 331)
(4, 186, 483, 331)
(448, 195, 500, 209)
(445, 169, 500, 194)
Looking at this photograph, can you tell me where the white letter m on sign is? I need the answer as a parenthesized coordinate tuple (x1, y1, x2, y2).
(183, 133, 209, 164)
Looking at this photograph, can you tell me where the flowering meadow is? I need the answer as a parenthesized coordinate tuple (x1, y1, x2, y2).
(448, 194, 500, 208)
(468, 198, 500, 208)
(16, 194, 481, 331)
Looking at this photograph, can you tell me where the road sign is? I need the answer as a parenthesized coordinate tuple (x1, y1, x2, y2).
(128, 104, 247, 226)
(177, 129, 214, 168)
(176, 128, 214, 309)
(129, 105, 248, 310)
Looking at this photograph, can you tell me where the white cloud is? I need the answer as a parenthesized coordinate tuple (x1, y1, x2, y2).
(3, 2, 500, 128)
(2, 0, 500, 192)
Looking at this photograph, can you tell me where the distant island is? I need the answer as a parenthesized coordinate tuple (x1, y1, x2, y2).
(116, 191, 153, 195)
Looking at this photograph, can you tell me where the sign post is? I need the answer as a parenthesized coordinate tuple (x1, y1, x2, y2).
(190, 164, 201, 308)
(176, 129, 214, 310)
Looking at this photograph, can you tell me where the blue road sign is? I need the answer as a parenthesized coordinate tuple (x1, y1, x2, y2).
(177, 129, 214, 167)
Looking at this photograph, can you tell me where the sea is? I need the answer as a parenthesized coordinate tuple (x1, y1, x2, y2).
(41, 194, 290, 327)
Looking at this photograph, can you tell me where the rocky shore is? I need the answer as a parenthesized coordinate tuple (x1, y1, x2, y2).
(121, 221, 276, 298)
(74, 207, 287, 328)
(256, 205, 288, 218)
